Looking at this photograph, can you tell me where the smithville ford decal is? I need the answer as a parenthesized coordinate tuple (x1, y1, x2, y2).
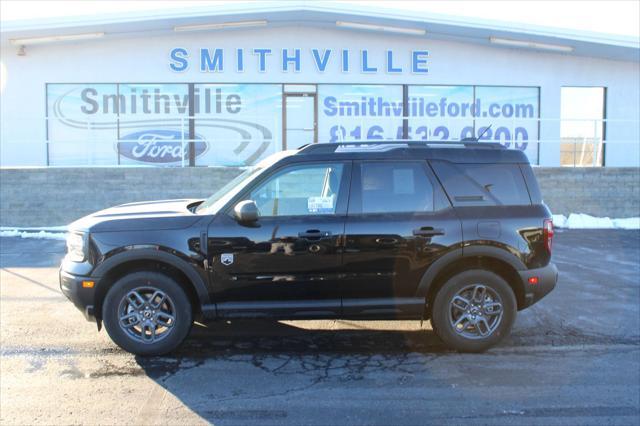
(48, 85, 274, 166)
(119, 130, 208, 163)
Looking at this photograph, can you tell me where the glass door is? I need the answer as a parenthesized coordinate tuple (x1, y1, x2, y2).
(284, 93, 317, 149)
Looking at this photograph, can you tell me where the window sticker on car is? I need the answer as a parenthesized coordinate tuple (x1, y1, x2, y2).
(307, 196, 334, 213)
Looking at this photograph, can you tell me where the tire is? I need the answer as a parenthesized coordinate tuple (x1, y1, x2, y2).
(102, 271, 193, 356)
(431, 269, 516, 353)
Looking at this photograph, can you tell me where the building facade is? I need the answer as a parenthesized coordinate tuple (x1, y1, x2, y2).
(1, 4, 639, 169)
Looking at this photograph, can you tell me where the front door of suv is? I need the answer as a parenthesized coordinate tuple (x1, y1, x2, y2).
(341, 160, 462, 318)
(207, 161, 351, 317)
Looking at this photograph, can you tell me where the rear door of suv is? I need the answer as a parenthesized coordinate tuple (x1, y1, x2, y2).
(340, 159, 462, 318)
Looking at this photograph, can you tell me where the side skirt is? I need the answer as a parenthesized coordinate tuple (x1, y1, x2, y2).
(342, 297, 425, 319)
(201, 297, 426, 320)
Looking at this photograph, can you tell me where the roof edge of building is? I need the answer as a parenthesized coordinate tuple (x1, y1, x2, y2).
(1, 1, 638, 51)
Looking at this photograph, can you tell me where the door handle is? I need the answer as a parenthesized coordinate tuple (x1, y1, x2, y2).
(375, 237, 399, 245)
(298, 230, 332, 240)
(413, 227, 445, 237)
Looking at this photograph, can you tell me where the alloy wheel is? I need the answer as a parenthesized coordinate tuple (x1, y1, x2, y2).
(117, 286, 176, 344)
(448, 284, 504, 339)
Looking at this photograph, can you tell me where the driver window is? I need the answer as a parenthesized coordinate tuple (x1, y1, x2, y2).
(249, 164, 344, 217)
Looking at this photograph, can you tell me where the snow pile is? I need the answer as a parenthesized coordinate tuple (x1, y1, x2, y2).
(611, 217, 640, 229)
(0, 229, 67, 240)
(0, 226, 68, 240)
(553, 214, 640, 230)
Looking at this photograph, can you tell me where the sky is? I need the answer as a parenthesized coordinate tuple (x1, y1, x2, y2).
(1, 0, 639, 38)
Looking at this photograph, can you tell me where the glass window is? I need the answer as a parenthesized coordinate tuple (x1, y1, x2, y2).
(359, 162, 434, 213)
(560, 87, 605, 167)
(46, 83, 190, 166)
(117, 83, 189, 166)
(430, 161, 530, 206)
(47, 84, 119, 166)
(249, 163, 344, 217)
(407, 85, 474, 142)
(194, 84, 282, 167)
(462, 164, 531, 205)
(318, 85, 404, 143)
(474, 86, 540, 165)
(407, 85, 540, 164)
(285, 95, 316, 149)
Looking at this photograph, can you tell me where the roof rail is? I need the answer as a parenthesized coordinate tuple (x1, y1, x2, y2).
(299, 140, 505, 154)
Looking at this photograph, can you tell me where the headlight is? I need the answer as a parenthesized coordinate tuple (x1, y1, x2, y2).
(66, 232, 86, 262)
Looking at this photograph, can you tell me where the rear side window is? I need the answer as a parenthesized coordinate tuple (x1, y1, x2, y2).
(430, 161, 531, 206)
(357, 161, 435, 213)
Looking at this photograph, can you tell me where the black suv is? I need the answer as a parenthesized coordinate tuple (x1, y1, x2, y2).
(60, 142, 557, 355)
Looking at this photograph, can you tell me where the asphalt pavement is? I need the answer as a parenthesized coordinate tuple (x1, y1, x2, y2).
(1, 230, 639, 425)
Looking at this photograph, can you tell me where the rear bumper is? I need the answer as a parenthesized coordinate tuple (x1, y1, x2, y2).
(519, 263, 558, 308)
(59, 269, 97, 322)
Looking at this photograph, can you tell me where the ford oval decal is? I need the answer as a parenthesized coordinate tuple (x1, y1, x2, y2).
(119, 130, 208, 163)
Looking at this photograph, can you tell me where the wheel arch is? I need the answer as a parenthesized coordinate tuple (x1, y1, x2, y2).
(417, 248, 527, 316)
(92, 249, 210, 320)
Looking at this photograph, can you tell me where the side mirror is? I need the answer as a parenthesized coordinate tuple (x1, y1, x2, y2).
(233, 200, 259, 223)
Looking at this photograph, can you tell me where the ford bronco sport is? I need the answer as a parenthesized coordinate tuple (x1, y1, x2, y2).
(60, 141, 558, 355)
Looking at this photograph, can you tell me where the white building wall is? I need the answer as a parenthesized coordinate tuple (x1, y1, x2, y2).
(1, 26, 639, 166)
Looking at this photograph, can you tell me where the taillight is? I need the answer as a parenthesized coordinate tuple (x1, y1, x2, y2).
(543, 218, 554, 253)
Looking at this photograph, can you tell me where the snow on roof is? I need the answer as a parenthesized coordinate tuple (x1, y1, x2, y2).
(2, 1, 638, 61)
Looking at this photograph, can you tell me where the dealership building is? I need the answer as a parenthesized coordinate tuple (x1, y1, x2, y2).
(1, 3, 639, 225)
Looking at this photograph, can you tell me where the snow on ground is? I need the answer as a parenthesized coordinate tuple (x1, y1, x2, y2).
(0, 229, 67, 240)
(0, 214, 638, 241)
(4, 226, 69, 232)
(553, 214, 640, 230)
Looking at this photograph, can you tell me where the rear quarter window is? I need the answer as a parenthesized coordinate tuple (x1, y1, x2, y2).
(430, 160, 531, 206)
(359, 161, 435, 214)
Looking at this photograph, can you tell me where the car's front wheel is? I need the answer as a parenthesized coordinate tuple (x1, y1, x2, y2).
(431, 269, 516, 352)
(102, 272, 193, 356)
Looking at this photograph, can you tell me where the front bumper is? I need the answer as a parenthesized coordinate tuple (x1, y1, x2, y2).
(59, 269, 97, 322)
(519, 262, 558, 308)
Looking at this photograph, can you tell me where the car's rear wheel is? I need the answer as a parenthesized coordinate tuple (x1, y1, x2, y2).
(431, 269, 516, 352)
(102, 272, 192, 356)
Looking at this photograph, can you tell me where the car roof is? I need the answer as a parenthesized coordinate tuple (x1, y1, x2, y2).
(290, 141, 530, 164)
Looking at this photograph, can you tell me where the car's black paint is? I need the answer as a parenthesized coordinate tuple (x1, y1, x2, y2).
(60, 142, 557, 328)
(207, 213, 346, 305)
(69, 199, 202, 233)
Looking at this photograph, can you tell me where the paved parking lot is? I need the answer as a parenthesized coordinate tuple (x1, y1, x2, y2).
(1, 230, 639, 425)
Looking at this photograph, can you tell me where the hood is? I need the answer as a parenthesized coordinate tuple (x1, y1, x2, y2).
(69, 199, 204, 233)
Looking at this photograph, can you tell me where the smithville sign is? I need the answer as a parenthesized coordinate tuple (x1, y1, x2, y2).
(169, 48, 429, 74)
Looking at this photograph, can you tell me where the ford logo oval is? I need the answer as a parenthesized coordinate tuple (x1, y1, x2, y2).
(119, 130, 208, 163)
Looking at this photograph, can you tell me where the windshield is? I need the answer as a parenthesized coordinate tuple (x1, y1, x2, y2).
(195, 167, 264, 214)
(195, 150, 297, 214)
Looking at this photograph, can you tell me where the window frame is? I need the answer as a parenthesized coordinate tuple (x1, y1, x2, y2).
(348, 159, 448, 216)
(559, 86, 607, 167)
(223, 160, 353, 219)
